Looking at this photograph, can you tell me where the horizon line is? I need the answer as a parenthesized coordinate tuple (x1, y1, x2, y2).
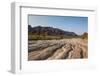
(28, 25, 88, 35)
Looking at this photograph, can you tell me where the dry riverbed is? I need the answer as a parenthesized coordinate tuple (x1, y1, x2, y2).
(28, 38, 88, 61)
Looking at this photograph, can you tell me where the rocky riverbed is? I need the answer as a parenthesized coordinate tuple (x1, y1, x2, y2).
(28, 38, 88, 61)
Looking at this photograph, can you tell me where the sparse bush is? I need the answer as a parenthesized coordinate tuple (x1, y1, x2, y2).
(80, 32, 88, 39)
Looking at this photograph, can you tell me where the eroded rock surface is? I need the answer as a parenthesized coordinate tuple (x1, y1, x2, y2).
(28, 38, 88, 61)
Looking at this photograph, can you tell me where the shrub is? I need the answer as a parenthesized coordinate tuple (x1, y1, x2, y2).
(80, 32, 88, 39)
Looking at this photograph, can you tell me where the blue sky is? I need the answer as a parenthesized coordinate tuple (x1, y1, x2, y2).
(28, 15, 88, 35)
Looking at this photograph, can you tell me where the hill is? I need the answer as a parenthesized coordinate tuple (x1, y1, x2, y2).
(28, 25, 78, 36)
(28, 25, 79, 40)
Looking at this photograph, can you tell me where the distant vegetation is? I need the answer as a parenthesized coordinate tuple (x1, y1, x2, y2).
(28, 25, 87, 40)
(28, 35, 80, 40)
